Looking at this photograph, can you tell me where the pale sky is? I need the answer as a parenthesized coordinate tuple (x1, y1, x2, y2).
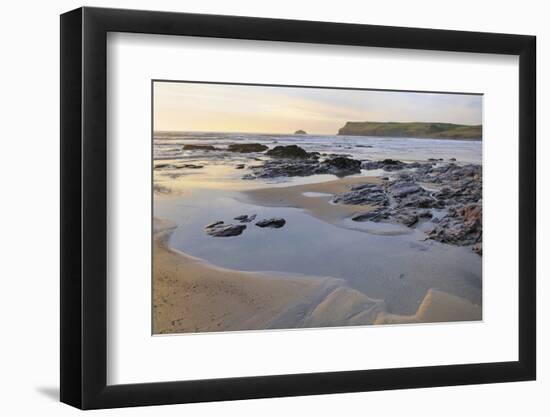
(153, 81, 482, 135)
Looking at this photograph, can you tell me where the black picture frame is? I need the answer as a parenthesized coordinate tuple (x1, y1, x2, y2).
(60, 6, 536, 410)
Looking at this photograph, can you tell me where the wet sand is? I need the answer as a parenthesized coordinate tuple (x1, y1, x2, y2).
(375, 289, 482, 325)
(153, 218, 386, 334)
(153, 217, 481, 334)
(242, 175, 382, 224)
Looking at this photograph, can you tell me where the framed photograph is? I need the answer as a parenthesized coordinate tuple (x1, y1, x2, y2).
(60, 7, 536, 409)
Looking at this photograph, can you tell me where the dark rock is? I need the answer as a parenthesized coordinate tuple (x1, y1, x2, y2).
(294, 130, 307, 134)
(176, 164, 203, 169)
(472, 242, 482, 256)
(333, 183, 388, 206)
(227, 143, 268, 153)
(204, 220, 224, 229)
(402, 196, 436, 209)
(417, 210, 433, 219)
(393, 211, 419, 227)
(154, 163, 171, 169)
(389, 182, 422, 198)
(362, 159, 407, 171)
(234, 214, 257, 223)
(183, 144, 217, 151)
(322, 157, 361, 173)
(244, 158, 320, 178)
(244, 156, 360, 179)
(255, 218, 286, 228)
(204, 221, 246, 237)
(266, 145, 310, 159)
(428, 202, 482, 246)
(449, 157, 457, 161)
(352, 208, 390, 222)
(235, 164, 246, 169)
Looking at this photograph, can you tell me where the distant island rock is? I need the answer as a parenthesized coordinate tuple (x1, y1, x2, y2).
(338, 122, 482, 140)
(294, 130, 307, 135)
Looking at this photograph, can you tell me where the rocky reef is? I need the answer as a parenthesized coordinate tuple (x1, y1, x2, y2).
(245, 145, 362, 179)
(334, 162, 482, 253)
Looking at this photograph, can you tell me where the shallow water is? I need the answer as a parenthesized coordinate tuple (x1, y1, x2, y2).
(155, 188, 482, 315)
(154, 131, 482, 164)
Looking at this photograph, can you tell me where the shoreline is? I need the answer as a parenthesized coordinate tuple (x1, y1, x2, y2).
(153, 218, 481, 334)
(240, 175, 382, 226)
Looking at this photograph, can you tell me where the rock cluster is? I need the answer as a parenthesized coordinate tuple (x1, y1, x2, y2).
(205, 216, 286, 237)
(333, 161, 482, 253)
(245, 145, 362, 179)
(428, 202, 482, 246)
(204, 221, 247, 237)
(234, 214, 257, 223)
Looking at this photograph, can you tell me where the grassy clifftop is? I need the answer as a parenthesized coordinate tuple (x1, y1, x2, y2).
(338, 122, 482, 140)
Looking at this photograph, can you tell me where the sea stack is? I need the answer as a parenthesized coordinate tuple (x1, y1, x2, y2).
(294, 129, 307, 135)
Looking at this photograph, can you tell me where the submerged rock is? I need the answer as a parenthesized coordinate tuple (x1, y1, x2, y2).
(204, 221, 246, 237)
(227, 143, 268, 153)
(235, 164, 246, 169)
(255, 218, 286, 228)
